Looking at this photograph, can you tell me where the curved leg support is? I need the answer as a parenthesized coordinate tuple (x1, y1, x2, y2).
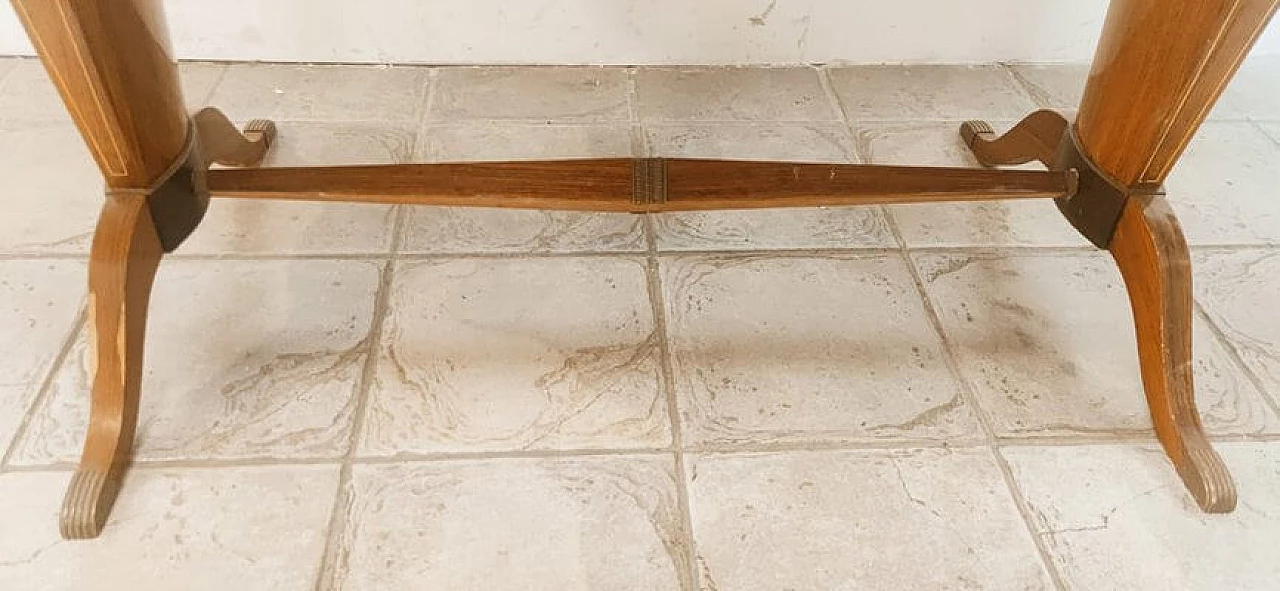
(1110, 195, 1236, 513)
(960, 109, 1069, 169)
(61, 195, 164, 539)
(194, 107, 277, 168)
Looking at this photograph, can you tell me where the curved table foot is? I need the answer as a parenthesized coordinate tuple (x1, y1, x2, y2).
(61, 195, 163, 539)
(194, 107, 277, 168)
(960, 109, 1068, 169)
(1110, 195, 1236, 513)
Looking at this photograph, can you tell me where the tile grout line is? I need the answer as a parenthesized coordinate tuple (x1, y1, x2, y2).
(645, 260, 700, 589)
(1246, 118, 1280, 148)
(10, 430, 1277, 476)
(888, 215, 1069, 590)
(629, 66, 661, 257)
(1192, 299, 1280, 419)
(0, 303, 87, 472)
(819, 64, 904, 253)
(1000, 62, 1056, 111)
(190, 63, 230, 108)
(312, 206, 407, 591)
(5, 243, 1277, 263)
(816, 67, 1061, 587)
(411, 67, 441, 161)
(640, 83, 700, 584)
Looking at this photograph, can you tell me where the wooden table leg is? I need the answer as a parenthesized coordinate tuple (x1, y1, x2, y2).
(965, 0, 1278, 512)
(11, 0, 275, 539)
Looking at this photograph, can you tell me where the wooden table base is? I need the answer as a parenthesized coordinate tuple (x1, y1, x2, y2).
(12, 0, 1277, 539)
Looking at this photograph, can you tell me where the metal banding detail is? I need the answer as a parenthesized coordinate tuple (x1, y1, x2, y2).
(631, 158, 668, 208)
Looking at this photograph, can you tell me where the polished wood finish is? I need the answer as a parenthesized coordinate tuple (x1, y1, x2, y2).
(1110, 196, 1235, 512)
(208, 160, 1076, 211)
(63, 194, 163, 539)
(20, 0, 1278, 538)
(959, 0, 1278, 512)
(1077, 0, 1280, 187)
(960, 110, 1069, 169)
(194, 107, 277, 168)
(10, 0, 189, 188)
(1071, 0, 1276, 513)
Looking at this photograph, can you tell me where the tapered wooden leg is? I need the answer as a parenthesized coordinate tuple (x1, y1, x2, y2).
(11, 0, 210, 539)
(62, 194, 164, 539)
(960, 110, 1068, 169)
(194, 107, 278, 168)
(1110, 196, 1235, 512)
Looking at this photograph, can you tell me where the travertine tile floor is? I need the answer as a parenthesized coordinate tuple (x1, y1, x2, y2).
(0, 58, 1278, 590)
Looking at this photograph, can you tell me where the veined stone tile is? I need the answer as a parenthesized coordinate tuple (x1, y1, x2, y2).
(662, 253, 982, 448)
(916, 251, 1278, 437)
(829, 65, 1038, 120)
(358, 257, 668, 455)
(1004, 444, 1280, 590)
(0, 120, 102, 255)
(1166, 122, 1280, 246)
(1195, 249, 1280, 407)
(322, 456, 690, 590)
(688, 448, 1053, 589)
(13, 260, 382, 464)
(208, 63, 429, 123)
(0, 261, 84, 454)
(430, 66, 630, 122)
(635, 67, 836, 122)
(0, 466, 339, 591)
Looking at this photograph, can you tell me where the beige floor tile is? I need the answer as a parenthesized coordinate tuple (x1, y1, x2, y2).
(1166, 122, 1280, 246)
(405, 123, 643, 253)
(634, 67, 836, 122)
(13, 260, 381, 465)
(663, 254, 982, 447)
(916, 252, 1278, 437)
(647, 122, 856, 162)
(859, 121, 1090, 248)
(828, 65, 1038, 120)
(323, 456, 689, 590)
(688, 448, 1053, 590)
(419, 122, 634, 161)
(0, 60, 225, 123)
(0, 120, 100, 255)
(1259, 121, 1280, 145)
(1003, 443, 1280, 590)
(0, 466, 338, 591)
(0, 57, 15, 81)
(1195, 249, 1280, 404)
(358, 258, 667, 456)
(0, 261, 84, 453)
(647, 123, 894, 251)
(207, 63, 429, 123)
(430, 66, 630, 122)
(189, 121, 411, 255)
(1216, 56, 1280, 121)
(1008, 64, 1089, 111)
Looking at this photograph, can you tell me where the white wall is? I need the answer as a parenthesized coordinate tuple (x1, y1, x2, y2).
(3, 0, 1279, 65)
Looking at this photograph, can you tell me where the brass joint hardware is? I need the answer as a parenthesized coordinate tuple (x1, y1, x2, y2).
(1054, 127, 1162, 249)
(631, 158, 668, 209)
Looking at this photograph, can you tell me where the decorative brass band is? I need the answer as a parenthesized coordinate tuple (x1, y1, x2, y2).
(632, 158, 668, 207)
